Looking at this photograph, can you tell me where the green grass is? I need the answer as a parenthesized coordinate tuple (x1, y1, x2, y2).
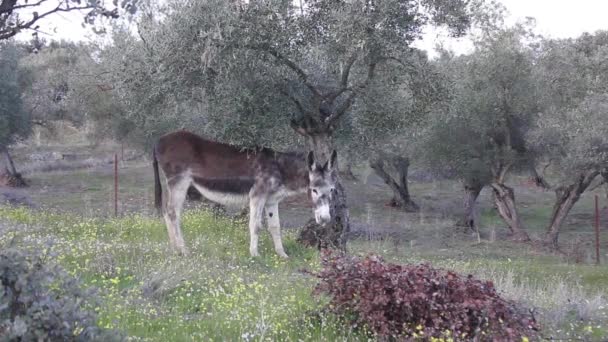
(1, 205, 607, 341)
(0, 207, 360, 341)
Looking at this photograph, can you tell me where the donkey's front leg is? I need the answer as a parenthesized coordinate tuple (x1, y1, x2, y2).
(164, 176, 189, 255)
(265, 202, 288, 258)
(248, 195, 266, 257)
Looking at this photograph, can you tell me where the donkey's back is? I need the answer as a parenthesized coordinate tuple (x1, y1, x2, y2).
(155, 131, 259, 180)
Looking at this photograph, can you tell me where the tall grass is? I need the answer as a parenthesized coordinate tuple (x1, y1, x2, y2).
(1, 206, 607, 340)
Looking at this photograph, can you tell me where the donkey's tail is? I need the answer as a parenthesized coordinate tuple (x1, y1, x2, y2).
(152, 146, 162, 215)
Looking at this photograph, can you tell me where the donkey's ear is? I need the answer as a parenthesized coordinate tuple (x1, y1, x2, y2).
(328, 150, 338, 171)
(307, 151, 315, 171)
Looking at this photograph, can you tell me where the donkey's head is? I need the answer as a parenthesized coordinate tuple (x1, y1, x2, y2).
(307, 150, 338, 226)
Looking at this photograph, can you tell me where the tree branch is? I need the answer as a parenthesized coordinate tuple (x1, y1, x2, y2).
(260, 44, 322, 99)
(340, 52, 358, 89)
(209, 37, 323, 105)
(324, 52, 358, 104)
(327, 61, 377, 126)
(9, 0, 47, 11)
(0, 2, 100, 40)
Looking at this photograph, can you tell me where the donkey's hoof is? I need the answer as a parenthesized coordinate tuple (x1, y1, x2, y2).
(250, 250, 260, 258)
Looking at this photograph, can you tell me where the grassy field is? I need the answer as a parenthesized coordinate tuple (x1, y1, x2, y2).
(2, 140, 608, 340)
(1, 204, 607, 340)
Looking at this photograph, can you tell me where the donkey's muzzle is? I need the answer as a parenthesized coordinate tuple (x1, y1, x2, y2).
(314, 204, 331, 225)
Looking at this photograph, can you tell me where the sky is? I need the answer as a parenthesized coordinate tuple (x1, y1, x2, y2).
(16, 0, 608, 55)
(413, 0, 608, 56)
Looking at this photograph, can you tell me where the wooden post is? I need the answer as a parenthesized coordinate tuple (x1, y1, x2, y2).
(114, 153, 118, 217)
(595, 194, 600, 265)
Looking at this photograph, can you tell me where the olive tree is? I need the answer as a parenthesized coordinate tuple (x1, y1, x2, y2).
(0, 41, 28, 186)
(20, 41, 91, 134)
(424, 25, 539, 240)
(531, 31, 608, 248)
(347, 50, 449, 212)
(104, 0, 475, 247)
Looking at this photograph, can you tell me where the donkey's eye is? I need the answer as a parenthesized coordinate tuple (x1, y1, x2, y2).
(312, 189, 318, 194)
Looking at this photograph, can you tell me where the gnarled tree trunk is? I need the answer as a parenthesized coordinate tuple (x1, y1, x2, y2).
(529, 160, 551, 189)
(490, 161, 529, 241)
(369, 155, 418, 212)
(491, 182, 529, 241)
(456, 179, 483, 231)
(544, 170, 599, 249)
(0, 146, 26, 187)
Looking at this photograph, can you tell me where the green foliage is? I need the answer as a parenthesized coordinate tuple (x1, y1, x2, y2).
(530, 31, 608, 179)
(0, 41, 30, 147)
(0, 246, 121, 341)
(16, 39, 133, 144)
(20, 41, 88, 126)
(423, 24, 539, 184)
(101, 0, 475, 149)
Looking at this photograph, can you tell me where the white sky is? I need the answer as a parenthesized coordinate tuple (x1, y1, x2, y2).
(16, 0, 608, 55)
(413, 0, 608, 56)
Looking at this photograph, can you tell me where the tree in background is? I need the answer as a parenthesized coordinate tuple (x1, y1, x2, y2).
(348, 50, 449, 212)
(424, 24, 539, 240)
(0, 37, 131, 188)
(531, 31, 608, 248)
(0, 41, 29, 186)
(103, 0, 475, 247)
(20, 41, 89, 135)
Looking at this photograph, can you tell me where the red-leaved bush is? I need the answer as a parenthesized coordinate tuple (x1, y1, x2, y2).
(310, 250, 539, 340)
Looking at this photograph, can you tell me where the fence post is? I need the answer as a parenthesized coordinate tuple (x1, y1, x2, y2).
(114, 153, 118, 217)
(595, 194, 600, 265)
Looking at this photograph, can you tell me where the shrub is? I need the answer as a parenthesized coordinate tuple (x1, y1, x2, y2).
(310, 250, 539, 340)
(0, 247, 121, 341)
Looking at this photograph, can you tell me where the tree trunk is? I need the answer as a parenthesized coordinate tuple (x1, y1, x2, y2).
(456, 180, 483, 231)
(369, 156, 419, 212)
(544, 170, 599, 249)
(340, 161, 358, 181)
(0, 146, 26, 187)
(529, 160, 550, 189)
(297, 132, 350, 250)
(490, 182, 529, 241)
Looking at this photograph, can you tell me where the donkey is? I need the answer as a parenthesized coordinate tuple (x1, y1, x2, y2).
(152, 130, 338, 258)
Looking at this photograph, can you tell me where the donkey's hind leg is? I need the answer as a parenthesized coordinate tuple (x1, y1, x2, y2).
(164, 176, 190, 255)
(265, 202, 288, 258)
